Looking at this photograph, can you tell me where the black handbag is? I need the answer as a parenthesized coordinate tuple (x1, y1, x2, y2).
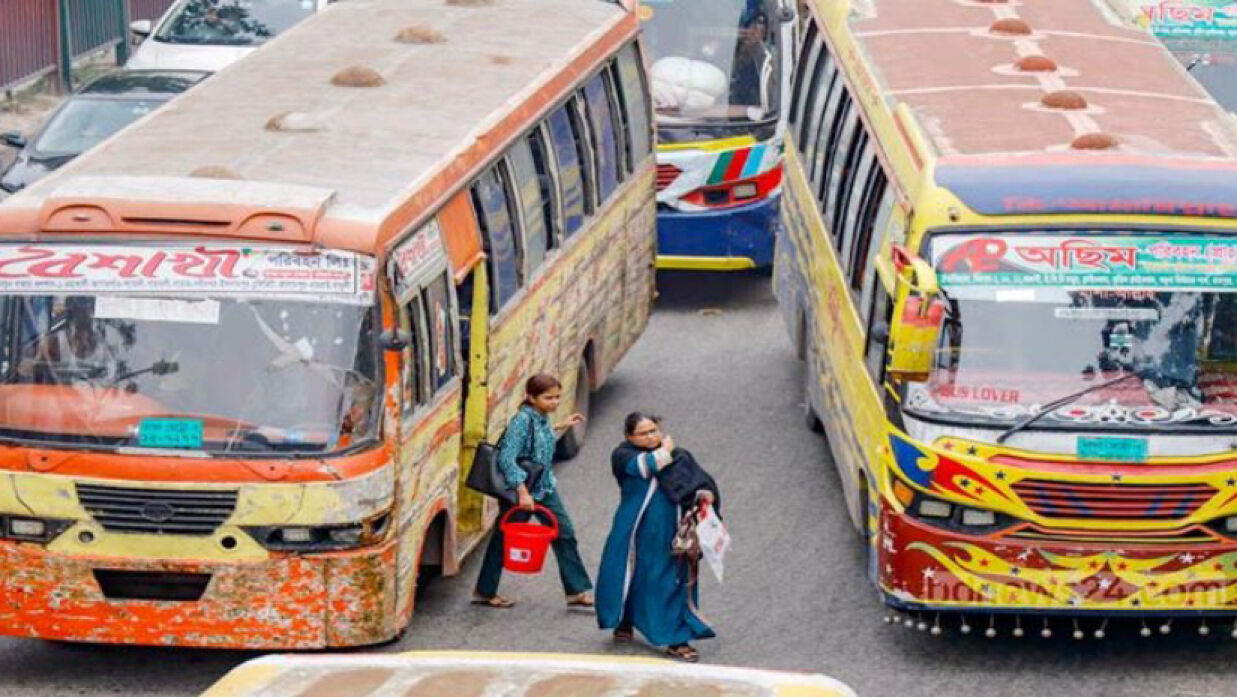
(656, 449, 715, 507)
(465, 426, 544, 505)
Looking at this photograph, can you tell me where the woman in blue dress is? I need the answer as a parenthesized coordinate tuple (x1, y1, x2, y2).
(595, 412, 717, 662)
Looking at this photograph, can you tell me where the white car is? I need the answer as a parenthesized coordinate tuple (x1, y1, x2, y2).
(126, 0, 333, 73)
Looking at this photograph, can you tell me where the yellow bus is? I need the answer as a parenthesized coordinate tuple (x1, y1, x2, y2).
(200, 652, 857, 697)
(0, 0, 655, 648)
(778, 0, 1237, 635)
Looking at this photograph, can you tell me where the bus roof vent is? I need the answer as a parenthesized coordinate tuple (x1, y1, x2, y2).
(331, 66, 385, 88)
(1071, 133, 1120, 150)
(395, 25, 446, 44)
(1017, 56, 1057, 72)
(445, 0, 496, 6)
(990, 18, 1032, 36)
(1041, 90, 1088, 110)
(189, 166, 241, 180)
(266, 111, 327, 132)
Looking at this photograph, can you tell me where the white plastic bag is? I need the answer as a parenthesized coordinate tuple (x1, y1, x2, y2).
(695, 504, 730, 583)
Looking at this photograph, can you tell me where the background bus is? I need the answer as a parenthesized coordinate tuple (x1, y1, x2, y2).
(0, 0, 655, 649)
(641, 0, 795, 271)
(778, 0, 1237, 635)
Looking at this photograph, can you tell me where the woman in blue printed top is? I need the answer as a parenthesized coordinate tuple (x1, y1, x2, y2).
(472, 374, 594, 609)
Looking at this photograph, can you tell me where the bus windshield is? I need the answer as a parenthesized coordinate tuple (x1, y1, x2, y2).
(641, 0, 782, 125)
(0, 245, 380, 455)
(906, 233, 1237, 432)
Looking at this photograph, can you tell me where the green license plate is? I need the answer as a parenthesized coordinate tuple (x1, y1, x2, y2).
(138, 418, 204, 449)
(1077, 436, 1147, 462)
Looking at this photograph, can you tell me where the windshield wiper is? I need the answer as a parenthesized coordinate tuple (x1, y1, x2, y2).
(995, 372, 1141, 445)
(108, 359, 178, 386)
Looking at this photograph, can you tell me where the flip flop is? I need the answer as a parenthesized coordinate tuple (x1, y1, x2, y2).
(665, 644, 699, 662)
(471, 594, 515, 609)
(566, 592, 595, 608)
(613, 626, 634, 642)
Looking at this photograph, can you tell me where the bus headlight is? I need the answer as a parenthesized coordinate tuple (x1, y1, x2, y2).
(245, 511, 391, 552)
(1, 515, 73, 543)
(898, 480, 1015, 533)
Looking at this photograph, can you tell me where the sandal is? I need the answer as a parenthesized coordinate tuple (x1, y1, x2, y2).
(613, 626, 634, 642)
(665, 643, 699, 662)
(470, 594, 515, 609)
(566, 592, 595, 608)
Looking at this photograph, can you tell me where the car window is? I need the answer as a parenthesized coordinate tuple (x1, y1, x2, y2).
(156, 0, 317, 47)
(34, 99, 163, 156)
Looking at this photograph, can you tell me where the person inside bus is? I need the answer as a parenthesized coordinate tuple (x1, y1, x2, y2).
(17, 296, 123, 384)
(729, 8, 772, 110)
(472, 373, 593, 610)
(596, 413, 719, 663)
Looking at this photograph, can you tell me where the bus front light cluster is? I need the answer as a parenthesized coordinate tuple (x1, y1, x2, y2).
(895, 479, 1016, 534)
(0, 515, 73, 543)
(244, 512, 391, 553)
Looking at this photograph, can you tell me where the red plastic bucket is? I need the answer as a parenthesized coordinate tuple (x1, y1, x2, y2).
(500, 505, 559, 574)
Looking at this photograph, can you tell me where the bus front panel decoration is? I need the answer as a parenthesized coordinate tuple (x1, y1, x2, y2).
(776, 0, 1237, 632)
(0, 0, 656, 649)
(641, 0, 795, 272)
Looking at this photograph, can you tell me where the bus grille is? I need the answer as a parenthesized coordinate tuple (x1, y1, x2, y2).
(76, 484, 238, 535)
(656, 164, 682, 191)
(1011, 479, 1215, 520)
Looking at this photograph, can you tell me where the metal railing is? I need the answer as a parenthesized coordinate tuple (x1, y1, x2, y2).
(1, 0, 176, 93)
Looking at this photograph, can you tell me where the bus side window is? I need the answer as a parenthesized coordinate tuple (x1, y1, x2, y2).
(835, 137, 875, 260)
(790, 21, 821, 141)
(583, 72, 621, 202)
(853, 173, 892, 302)
(546, 105, 587, 237)
(615, 42, 653, 165)
(811, 73, 845, 192)
(602, 62, 631, 179)
(402, 296, 431, 413)
(822, 107, 859, 231)
(802, 47, 836, 169)
(865, 280, 892, 382)
(507, 139, 550, 277)
(424, 271, 457, 390)
(527, 124, 564, 249)
(470, 164, 523, 312)
(569, 93, 599, 214)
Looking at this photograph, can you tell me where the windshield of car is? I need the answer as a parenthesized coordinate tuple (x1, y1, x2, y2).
(0, 244, 380, 455)
(33, 98, 163, 157)
(640, 0, 781, 124)
(904, 233, 1237, 433)
(155, 0, 316, 46)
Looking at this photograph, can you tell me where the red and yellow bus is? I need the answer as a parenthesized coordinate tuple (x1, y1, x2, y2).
(0, 0, 655, 648)
(778, 0, 1237, 635)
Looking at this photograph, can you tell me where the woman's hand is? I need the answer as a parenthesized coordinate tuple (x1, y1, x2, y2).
(555, 413, 586, 432)
(516, 485, 535, 512)
(695, 490, 715, 506)
(661, 435, 675, 454)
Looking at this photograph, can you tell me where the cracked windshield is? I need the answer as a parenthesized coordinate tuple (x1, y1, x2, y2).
(156, 0, 318, 46)
(0, 245, 378, 454)
(909, 233, 1237, 432)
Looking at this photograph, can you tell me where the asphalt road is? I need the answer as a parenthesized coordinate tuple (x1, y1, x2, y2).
(2, 272, 1237, 697)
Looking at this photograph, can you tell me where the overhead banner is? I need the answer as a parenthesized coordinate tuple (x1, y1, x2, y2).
(933, 235, 1237, 290)
(0, 244, 377, 304)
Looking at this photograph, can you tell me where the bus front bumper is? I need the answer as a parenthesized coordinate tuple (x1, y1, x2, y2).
(878, 502, 1237, 615)
(655, 195, 779, 270)
(0, 536, 399, 649)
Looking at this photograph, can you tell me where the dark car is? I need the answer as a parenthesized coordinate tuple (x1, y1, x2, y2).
(0, 70, 208, 195)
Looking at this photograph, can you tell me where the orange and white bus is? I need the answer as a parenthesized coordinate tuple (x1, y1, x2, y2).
(0, 0, 655, 648)
(779, 0, 1237, 636)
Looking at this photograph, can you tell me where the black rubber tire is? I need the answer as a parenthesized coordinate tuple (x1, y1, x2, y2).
(804, 339, 825, 433)
(555, 361, 591, 459)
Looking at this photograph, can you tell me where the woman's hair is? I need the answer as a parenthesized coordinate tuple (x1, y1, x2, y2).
(524, 373, 562, 401)
(624, 411, 662, 435)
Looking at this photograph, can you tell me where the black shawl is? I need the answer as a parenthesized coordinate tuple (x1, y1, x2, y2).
(611, 442, 721, 515)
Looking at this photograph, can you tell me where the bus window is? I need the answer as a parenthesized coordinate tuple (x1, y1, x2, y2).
(507, 139, 550, 276)
(569, 93, 599, 214)
(584, 73, 621, 201)
(615, 43, 652, 165)
(527, 124, 563, 248)
(822, 108, 860, 231)
(546, 105, 587, 237)
(801, 48, 836, 168)
(865, 280, 892, 382)
(835, 137, 875, 260)
(852, 173, 891, 303)
(424, 271, 456, 390)
(471, 165, 523, 311)
(402, 295, 431, 413)
(790, 23, 821, 138)
(603, 64, 631, 179)
(811, 76, 845, 191)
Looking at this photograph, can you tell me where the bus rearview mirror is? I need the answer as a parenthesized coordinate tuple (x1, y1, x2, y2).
(887, 295, 945, 383)
(380, 329, 411, 352)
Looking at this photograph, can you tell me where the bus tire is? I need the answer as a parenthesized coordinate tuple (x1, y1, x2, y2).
(803, 338, 825, 433)
(555, 360, 591, 460)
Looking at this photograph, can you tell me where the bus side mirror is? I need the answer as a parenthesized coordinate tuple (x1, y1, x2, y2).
(868, 322, 890, 346)
(380, 329, 411, 352)
(888, 295, 946, 383)
(778, 5, 796, 22)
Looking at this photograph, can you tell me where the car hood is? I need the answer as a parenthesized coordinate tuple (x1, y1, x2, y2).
(0, 151, 76, 193)
(126, 40, 254, 72)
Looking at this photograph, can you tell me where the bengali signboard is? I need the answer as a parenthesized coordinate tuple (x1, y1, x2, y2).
(0, 244, 377, 304)
(1119, 1, 1237, 39)
(933, 235, 1237, 289)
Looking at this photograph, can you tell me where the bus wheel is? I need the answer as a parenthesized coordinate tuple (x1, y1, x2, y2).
(803, 341, 825, 433)
(556, 360, 591, 459)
